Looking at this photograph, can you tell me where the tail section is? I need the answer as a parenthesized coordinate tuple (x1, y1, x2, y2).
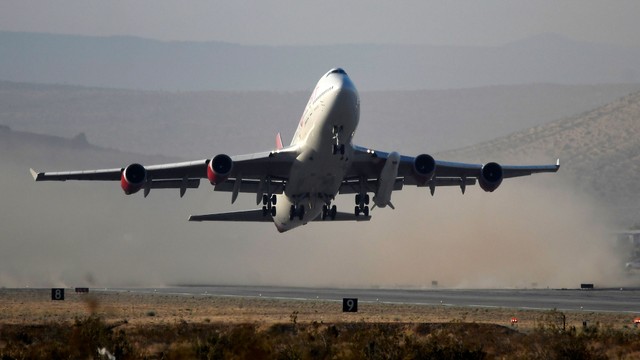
(276, 133, 284, 150)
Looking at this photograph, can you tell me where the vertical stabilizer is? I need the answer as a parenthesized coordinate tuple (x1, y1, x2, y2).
(276, 132, 284, 150)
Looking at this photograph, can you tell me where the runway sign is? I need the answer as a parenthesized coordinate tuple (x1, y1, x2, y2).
(51, 288, 65, 301)
(343, 298, 358, 312)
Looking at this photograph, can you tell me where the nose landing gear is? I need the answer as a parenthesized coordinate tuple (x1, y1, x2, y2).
(332, 125, 346, 155)
(354, 193, 370, 217)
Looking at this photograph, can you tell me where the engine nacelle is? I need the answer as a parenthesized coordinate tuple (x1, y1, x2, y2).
(207, 154, 233, 185)
(121, 163, 147, 195)
(479, 162, 503, 192)
(413, 154, 436, 181)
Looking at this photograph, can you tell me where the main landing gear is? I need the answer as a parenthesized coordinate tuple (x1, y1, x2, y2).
(332, 125, 345, 155)
(354, 193, 370, 217)
(289, 204, 305, 221)
(322, 204, 337, 220)
(262, 194, 277, 217)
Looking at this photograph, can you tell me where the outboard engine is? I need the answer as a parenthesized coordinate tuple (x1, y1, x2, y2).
(207, 154, 233, 185)
(120, 163, 146, 195)
(478, 162, 503, 192)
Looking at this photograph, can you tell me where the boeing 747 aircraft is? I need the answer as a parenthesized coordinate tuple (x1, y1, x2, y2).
(31, 68, 559, 232)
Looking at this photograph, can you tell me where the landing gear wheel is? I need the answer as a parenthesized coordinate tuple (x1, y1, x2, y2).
(364, 194, 370, 205)
(271, 194, 277, 205)
(321, 205, 328, 220)
(270, 206, 276, 217)
(355, 194, 360, 205)
(262, 194, 268, 205)
(363, 206, 369, 217)
(262, 206, 268, 217)
(289, 205, 296, 221)
(354, 206, 360, 216)
(330, 205, 337, 220)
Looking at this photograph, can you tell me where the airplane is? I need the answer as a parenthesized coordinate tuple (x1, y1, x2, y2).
(31, 68, 560, 233)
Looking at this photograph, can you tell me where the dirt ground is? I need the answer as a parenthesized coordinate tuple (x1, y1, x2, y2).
(0, 288, 636, 332)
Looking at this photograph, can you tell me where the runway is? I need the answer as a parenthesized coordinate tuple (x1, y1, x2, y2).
(102, 286, 640, 314)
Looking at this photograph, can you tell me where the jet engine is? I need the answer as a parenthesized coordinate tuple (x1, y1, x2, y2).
(207, 154, 233, 185)
(413, 154, 436, 181)
(120, 163, 147, 195)
(479, 162, 503, 192)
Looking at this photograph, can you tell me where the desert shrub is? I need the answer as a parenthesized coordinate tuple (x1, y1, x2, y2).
(0, 316, 137, 360)
(184, 323, 273, 360)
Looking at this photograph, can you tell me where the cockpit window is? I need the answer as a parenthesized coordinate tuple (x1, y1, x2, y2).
(327, 68, 347, 76)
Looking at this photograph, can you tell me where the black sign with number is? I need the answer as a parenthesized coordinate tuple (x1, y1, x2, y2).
(51, 288, 65, 301)
(342, 298, 358, 312)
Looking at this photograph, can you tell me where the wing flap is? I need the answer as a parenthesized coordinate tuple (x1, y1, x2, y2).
(502, 159, 560, 178)
(147, 178, 200, 190)
(30, 168, 122, 181)
(339, 178, 403, 194)
(213, 179, 285, 194)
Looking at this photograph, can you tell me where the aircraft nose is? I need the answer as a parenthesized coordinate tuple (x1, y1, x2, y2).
(331, 70, 357, 98)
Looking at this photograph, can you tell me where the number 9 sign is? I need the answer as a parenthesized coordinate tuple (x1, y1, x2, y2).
(342, 298, 358, 312)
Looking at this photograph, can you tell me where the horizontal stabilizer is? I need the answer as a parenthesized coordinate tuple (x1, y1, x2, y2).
(189, 210, 371, 222)
(189, 210, 273, 222)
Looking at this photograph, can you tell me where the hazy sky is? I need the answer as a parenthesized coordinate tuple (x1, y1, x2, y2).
(1, 0, 639, 47)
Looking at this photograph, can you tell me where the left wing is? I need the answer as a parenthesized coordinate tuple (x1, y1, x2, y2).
(347, 145, 559, 198)
(31, 147, 300, 198)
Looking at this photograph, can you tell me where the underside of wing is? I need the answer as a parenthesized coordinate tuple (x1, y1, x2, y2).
(30, 146, 300, 198)
(349, 145, 559, 195)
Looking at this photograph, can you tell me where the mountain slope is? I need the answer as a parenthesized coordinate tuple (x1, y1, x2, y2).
(441, 91, 640, 223)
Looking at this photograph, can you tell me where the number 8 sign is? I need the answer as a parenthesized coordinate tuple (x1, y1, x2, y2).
(342, 298, 358, 312)
(51, 288, 65, 301)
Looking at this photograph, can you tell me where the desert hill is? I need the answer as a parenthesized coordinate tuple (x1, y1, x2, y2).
(0, 124, 175, 171)
(441, 91, 640, 224)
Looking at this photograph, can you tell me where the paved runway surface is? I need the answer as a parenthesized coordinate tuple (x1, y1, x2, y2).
(103, 286, 640, 314)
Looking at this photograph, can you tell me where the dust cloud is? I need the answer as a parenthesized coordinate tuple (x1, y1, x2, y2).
(251, 174, 629, 290)
(0, 149, 632, 290)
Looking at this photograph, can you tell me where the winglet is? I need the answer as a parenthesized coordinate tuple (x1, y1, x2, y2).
(556, 158, 560, 169)
(30, 168, 41, 181)
(275, 132, 284, 150)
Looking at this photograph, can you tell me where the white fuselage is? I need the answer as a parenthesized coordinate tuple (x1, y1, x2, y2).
(273, 69, 360, 232)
